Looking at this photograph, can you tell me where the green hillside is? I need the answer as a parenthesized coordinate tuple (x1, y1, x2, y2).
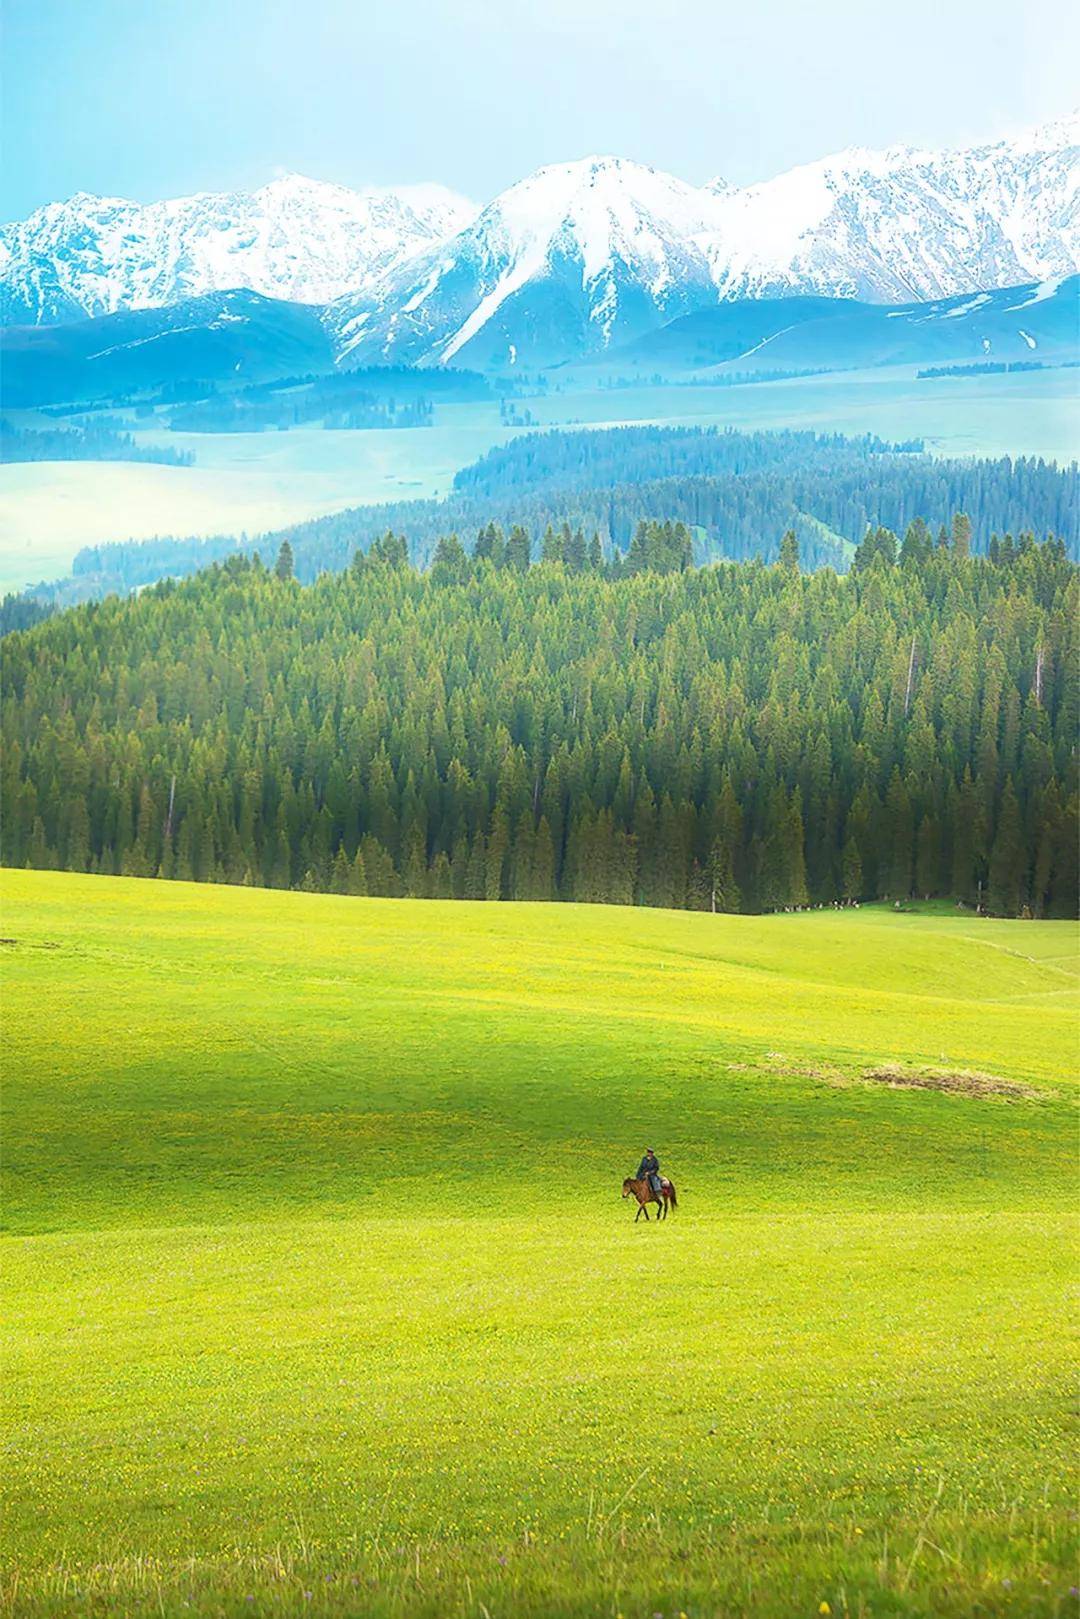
(2, 870, 1076, 1616)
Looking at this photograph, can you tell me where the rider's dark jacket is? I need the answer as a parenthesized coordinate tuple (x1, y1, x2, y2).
(637, 1152, 660, 1180)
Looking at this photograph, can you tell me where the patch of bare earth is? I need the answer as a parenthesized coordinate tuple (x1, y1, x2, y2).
(763, 1051, 845, 1084)
(862, 1064, 1041, 1101)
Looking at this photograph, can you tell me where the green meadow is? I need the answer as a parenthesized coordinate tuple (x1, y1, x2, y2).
(2, 870, 1077, 1618)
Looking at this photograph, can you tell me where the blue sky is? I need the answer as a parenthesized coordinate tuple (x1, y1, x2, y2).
(4, 0, 1077, 216)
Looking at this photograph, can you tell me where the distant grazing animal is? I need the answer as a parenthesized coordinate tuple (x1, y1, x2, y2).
(622, 1175, 677, 1221)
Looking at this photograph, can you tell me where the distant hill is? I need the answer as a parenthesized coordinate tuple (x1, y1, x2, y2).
(598, 276, 1080, 376)
(5, 276, 1076, 407)
(0, 289, 335, 406)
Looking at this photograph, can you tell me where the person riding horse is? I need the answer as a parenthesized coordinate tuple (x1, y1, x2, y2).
(637, 1148, 663, 1200)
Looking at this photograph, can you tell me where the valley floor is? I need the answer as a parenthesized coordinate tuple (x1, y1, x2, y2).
(1, 364, 1076, 593)
(1, 872, 1077, 1617)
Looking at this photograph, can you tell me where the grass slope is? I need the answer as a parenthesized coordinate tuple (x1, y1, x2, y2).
(2, 870, 1077, 1618)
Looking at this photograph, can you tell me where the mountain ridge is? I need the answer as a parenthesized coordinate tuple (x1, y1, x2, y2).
(5, 276, 1076, 407)
(0, 176, 478, 326)
(3, 115, 1078, 370)
(328, 115, 1080, 367)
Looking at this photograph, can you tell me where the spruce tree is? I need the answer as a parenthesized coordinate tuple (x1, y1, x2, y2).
(778, 530, 800, 571)
(348, 848, 368, 896)
(274, 540, 295, 581)
(952, 512, 973, 559)
(841, 836, 862, 901)
(987, 776, 1025, 916)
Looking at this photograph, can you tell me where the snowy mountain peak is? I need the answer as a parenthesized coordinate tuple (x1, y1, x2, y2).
(992, 110, 1080, 153)
(330, 153, 731, 368)
(0, 176, 478, 326)
(701, 117, 1080, 305)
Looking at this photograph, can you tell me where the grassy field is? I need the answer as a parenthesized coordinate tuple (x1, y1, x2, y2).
(0, 420, 516, 594)
(535, 365, 1080, 462)
(2, 870, 1077, 1618)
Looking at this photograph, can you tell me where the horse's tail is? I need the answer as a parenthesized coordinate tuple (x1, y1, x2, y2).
(667, 1181, 677, 1208)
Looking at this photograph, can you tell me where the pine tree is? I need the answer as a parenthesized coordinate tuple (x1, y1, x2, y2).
(274, 540, 295, 581)
(505, 527, 530, 571)
(465, 833, 487, 899)
(914, 814, 941, 899)
(564, 528, 588, 572)
(431, 534, 468, 584)
(330, 846, 350, 893)
(532, 816, 556, 901)
(360, 835, 398, 897)
(540, 525, 563, 564)
(900, 517, 932, 567)
(841, 836, 862, 901)
(347, 847, 368, 896)
(473, 523, 505, 566)
(778, 530, 800, 571)
(430, 851, 453, 898)
(485, 810, 509, 899)
(952, 512, 973, 559)
(881, 770, 914, 898)
(987, 776, 1025, 916)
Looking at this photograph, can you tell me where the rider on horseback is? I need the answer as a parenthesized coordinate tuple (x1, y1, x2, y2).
(637, 1147, 663, 1200)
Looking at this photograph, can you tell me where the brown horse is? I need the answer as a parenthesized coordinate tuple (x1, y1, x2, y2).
(622, 1175, 677, 1221)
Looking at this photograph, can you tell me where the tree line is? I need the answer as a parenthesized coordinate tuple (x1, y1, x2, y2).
(41, 425, 1076, 608)
(0, 418, 194, 466)
(3, 524, 1075, 917)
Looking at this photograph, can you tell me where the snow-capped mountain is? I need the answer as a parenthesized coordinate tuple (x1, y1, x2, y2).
(328, 115, 1079, 368)
(3, 115, 1077, 369)
(329, 156, 728, 369)
(702, 114, 1080, 304)
(0, 175, 477, 326)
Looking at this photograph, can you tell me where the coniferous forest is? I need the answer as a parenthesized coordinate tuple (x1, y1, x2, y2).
(43, 426, 1077, 606)
(3, 522, 1075, 917)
